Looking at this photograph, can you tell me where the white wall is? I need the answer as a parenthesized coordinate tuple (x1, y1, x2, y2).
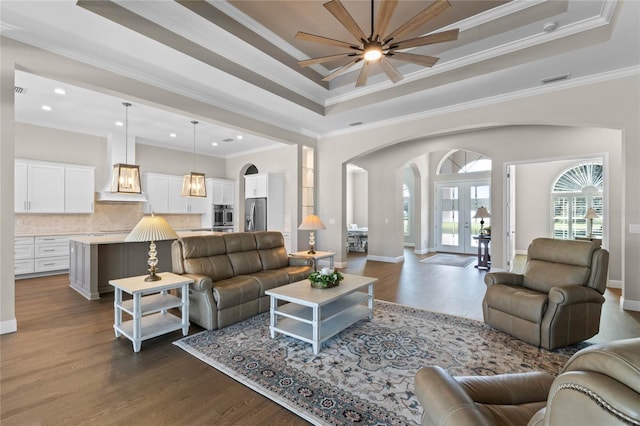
(317, 75, 639, 311)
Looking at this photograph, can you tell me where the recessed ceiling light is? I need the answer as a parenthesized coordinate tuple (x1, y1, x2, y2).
(54, 88, 66, 95)
(211, 142, 218, 147)
(170, 133, 177, 138)
(236, 135, 243, 140)
(41, 105, 52, 111)
(115, 121, 124, 127)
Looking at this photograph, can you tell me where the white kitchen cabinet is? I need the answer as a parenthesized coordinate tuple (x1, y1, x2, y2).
(144, 173, 206, 214)
(245, 173, 283, 200)
(144, 173, 170, 214)
(210, 179, 235, 205)
(15, 235, 70, 277)
(65, 166, 95, 213)
(15, 160, 94, 214)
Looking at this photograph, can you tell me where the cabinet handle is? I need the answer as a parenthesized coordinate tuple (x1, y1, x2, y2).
(42, 263, 55, 266)
(43, 249, 55, 252)
(28, 201, 31, 210)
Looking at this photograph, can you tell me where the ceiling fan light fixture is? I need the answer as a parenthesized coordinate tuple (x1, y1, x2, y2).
(363, 42, 383, 62)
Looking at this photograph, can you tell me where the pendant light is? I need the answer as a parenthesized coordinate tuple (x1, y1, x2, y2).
(181, 120, 207, 198)
(110, 102, 141, 193)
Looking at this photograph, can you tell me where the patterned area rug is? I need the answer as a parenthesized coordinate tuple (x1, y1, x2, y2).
(419, 253, 475, 267)
(174, 301, 587, 426)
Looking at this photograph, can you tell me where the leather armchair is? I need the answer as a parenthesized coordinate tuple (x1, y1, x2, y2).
(483, 238, 609, 350)
(415, 338, 640, 426)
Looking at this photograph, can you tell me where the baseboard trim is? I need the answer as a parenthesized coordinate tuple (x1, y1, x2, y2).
(515, 250, 527, 256)
(621, 297, 640, 312)
(414, 248, 429, 255)
(607, 280, 622, 289)
(1, 319, 17, 334)
(366, 255, 404, 263)
(334, 261, 348, 269)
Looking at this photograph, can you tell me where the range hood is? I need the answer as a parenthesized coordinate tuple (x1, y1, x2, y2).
(96, 132, 147, 202)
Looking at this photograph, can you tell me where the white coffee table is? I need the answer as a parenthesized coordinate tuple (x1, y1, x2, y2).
(265, 273, 376, 354)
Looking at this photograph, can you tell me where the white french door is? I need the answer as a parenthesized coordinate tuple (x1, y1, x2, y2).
(436, 180, 491, 254)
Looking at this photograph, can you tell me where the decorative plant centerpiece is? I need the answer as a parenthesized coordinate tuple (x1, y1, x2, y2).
(309, 267, 344, 289)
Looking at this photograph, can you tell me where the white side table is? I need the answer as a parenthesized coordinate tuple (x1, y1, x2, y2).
(109, 272, 193, 352)
(289, 251, 335, 271)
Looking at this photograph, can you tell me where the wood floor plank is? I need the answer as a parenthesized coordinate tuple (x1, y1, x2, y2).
(1, 249, 638, 425)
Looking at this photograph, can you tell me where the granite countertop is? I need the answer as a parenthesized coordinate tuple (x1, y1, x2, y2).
(68, 230, 221, 245)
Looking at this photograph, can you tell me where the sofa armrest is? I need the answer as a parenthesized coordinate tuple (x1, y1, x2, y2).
(484, 272, 525, 287)
(182, 273, 213, 292)
(415, 366, 495, 426)
(548, 285, 605, 306)
(457, 372, 554, 405)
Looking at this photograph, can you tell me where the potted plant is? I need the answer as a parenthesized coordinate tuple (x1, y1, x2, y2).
(308, 267, 344, 289)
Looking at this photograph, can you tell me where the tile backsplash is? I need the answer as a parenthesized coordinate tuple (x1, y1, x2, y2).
(15, 201, 204, 236)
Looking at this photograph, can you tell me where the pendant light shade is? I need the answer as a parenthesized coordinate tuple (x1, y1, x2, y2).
(181, 120, 207, 198)
(110, 102, 142, 194)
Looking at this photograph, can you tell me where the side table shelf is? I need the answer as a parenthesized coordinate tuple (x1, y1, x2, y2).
(110, 272, 193, 352)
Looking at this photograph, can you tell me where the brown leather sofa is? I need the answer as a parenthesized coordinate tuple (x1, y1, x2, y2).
(415, 337, 640, 426)
(483, 238, 609, 350)
(171, 231, 312, 330)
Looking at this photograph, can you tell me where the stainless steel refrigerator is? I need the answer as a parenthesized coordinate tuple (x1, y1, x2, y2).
(245, 197, 267, 232)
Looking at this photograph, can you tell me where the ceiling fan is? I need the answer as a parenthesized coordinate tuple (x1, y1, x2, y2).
(296, 0, 459, 87)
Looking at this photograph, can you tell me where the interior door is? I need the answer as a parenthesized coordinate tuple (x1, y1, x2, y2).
(436, 180, 490, 254)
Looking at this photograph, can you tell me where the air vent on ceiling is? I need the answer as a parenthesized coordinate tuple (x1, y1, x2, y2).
(349, 121, 363, 127)
(541, 74, 571, 85)
(14, 86, 26, 94)
(221, 138, 234, 143)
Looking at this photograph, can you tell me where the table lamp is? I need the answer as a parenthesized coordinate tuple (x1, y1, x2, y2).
(584, 207, 600, 237)
(298, 214, 326, 254)
(125, 213, 179, 281)
(473, 206, 491, 235)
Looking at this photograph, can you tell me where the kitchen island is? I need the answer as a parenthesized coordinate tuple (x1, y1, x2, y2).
(69, 231, 220, 300)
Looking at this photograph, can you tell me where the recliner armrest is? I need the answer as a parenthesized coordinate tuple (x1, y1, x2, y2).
(457, 371, 554, 405)
(415, 366, 496, 426)
(548, 285, 605, 306)
(484, 272, 525, 287)
(181, 273, 213, 292)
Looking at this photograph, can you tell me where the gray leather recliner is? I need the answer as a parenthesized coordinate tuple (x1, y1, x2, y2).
(415, 337, 640, 426)
(483, 238, 609, 350)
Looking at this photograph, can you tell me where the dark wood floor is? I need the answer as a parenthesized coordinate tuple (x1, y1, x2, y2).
(2, 249, 639, 425)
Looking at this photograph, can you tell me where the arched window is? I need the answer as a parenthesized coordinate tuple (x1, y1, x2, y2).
(403, 184, 410, 235)
(438, 150, 492, 174)
(551, 162, 603, 239)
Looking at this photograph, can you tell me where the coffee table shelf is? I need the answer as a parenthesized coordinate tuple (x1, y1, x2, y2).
(266, 274, 376, 354)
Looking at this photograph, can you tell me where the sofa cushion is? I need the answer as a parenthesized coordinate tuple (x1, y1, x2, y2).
(254, 231, 290, 270)
(212, 276, 260, 309)
(183, 255, 235, 282)
(280, 265, 313, 283)
(523, 261, 590, 294)
(224, 233, 263, 275)
(242, 270, 290, 295)
(486, 284, 548, 324)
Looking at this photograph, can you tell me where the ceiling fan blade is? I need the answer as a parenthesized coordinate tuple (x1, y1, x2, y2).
(324, 0, 367, 43)
(384, 0, 451, 44)
(298, 53, 355, 67)
(356, 61, 371, 87)
(388, 51, 439, 67)
(379, 57, 403, 83)
(389, 28, 459, 50)
(321, 58, 362, 81)
(296, 31, 359, 50)
(373, 0, 399, 41)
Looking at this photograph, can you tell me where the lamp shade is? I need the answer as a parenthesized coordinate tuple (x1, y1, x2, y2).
(125, 213, 179, 242)
(584, 207, 600, 219)
(473, 206, 491, 219)
(298, 214, 326, 231)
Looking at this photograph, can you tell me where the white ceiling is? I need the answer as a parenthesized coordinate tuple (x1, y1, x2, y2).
(2, 0, 638, 158)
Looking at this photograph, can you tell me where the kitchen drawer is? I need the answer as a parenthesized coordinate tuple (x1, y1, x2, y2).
(35, 256, 69, 272)
(15, 244, 35, 260)
(15, 259, 35, 275)
(35, 243, 68, 258)
(35, 236, 69, 245)
(15, 236, 34, 246)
